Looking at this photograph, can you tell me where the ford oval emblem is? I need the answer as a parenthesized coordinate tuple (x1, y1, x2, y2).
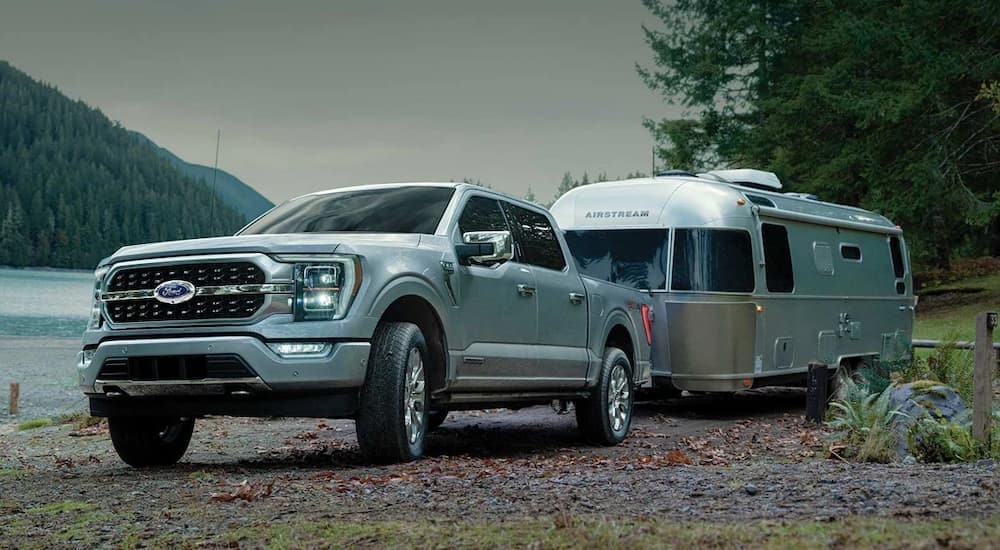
(153, 280, 196, 304)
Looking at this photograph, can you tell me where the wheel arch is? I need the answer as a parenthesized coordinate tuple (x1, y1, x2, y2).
(370, 281, 449, 395)
(603, 315, 636, 376)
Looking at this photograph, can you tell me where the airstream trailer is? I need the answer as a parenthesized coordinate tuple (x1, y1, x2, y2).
(550, 169, 915, 393)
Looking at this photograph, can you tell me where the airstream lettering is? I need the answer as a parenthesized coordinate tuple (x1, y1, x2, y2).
(551, 170, 915, 393)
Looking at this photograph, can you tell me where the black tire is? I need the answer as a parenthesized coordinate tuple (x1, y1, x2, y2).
(576, 347, 634, 446)
(356, 322, 430, 463)
(107, 416, 195, 467)
(427, 409, 449, 432)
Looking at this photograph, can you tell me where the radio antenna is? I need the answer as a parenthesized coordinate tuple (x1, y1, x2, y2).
(210, 129, 221, 235)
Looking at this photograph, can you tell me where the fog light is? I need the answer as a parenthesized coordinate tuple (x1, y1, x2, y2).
(78, 349, 96, 369)
(267, 342, 332, 358)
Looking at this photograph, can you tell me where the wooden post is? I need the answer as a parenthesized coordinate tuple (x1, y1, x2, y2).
(972, 312, 997, 444)
(8, 382, 18, 416)
(806, 362, 828, 423)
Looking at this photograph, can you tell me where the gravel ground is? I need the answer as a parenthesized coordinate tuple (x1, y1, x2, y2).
(1, 387, 998, 548)
(1, 339, 997, 546)
(0, 337, 85, 429)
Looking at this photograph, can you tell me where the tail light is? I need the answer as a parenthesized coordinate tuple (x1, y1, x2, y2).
(640, 304, 654, 346)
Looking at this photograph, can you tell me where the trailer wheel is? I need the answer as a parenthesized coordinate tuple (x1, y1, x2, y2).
(108, 416, 194, 467)
(576, 347, 633, 445)
(829, 358, 870, 400)
(356, 322, 429, 463)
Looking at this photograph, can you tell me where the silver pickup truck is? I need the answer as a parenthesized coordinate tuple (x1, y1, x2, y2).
(78, 183, 653, 466)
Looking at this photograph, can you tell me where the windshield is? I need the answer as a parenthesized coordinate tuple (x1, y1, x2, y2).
(240, 187, 455, 235)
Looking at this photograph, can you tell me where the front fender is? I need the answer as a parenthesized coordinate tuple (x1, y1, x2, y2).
(365, 274, 453, 332)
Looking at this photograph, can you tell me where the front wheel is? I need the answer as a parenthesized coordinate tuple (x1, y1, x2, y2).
(356, 322, 430, 463)
(108, 416, 195, 467)
(576, 347, 634, 446)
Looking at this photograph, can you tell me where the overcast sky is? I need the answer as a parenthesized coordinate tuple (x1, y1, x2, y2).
(0, 0, 681, 204)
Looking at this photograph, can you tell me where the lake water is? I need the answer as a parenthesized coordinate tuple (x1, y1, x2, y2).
(0, 267, 93, 337)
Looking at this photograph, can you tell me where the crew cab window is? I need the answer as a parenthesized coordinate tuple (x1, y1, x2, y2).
(458, 196, 508, 235)
(240, 187, 455, 235)
(502, 203, 566, 271)
(671, 228, 754, 293)
(564, 229, 667, 290)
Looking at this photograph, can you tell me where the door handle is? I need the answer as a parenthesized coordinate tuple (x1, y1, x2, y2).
(568, 292, 585, 304)
(899, 305, 914, 311)
(516, 284, 536, 296)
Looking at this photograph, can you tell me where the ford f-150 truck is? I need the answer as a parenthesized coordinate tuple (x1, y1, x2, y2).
(78, 182, 654, 466)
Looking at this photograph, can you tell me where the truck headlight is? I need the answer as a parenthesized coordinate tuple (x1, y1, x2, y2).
(87, 266, 109, 330)
(289, 257, 360, 321)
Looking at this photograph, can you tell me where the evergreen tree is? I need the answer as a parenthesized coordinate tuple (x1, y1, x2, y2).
(0, 61, 247, 268)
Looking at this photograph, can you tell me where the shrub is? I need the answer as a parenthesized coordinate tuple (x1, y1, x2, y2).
(827, 379, 907, 463)
(896, 340, 975, 406)
(907, 418, 982, 463)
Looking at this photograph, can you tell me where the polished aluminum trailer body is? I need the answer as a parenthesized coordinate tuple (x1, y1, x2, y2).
(551, 172, 915, 392)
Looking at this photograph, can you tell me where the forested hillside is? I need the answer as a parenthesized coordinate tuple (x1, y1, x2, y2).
(133, 131, 273, 221)
(0, 61, 247, 269)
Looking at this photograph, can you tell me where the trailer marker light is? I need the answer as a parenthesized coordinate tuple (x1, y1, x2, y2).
(756, 304, 764, 313)
(737, 198, 746, 205)
(743, 379, 753, 388)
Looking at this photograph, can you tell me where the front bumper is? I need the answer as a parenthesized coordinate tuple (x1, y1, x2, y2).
(78, 336, 370, 416)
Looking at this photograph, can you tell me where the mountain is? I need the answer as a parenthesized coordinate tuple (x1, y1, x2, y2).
(0, 60, 248, 269)
(132, 132, 273, 221)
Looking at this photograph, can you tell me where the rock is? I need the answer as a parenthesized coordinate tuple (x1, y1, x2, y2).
(743, 483, 758, 496)
(903, 455, 917, 466)
(889, 382, 970, 458)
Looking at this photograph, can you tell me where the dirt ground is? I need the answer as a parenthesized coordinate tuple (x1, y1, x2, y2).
(2, 387, 997, 548)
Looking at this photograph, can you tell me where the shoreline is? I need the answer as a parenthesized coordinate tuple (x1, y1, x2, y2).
(0, 265, 92, 274)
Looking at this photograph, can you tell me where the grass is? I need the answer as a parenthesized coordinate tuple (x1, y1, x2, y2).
(16, 418, 52, 431)
(915, 272, 1000, 341)
(165, 516, 1000, 548)
(5, 513, 1000, 549)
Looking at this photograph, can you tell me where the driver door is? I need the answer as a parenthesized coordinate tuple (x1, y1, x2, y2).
(451, 194, 538, 390)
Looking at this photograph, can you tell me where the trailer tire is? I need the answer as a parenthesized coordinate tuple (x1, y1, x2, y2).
(108, 416, 194, 467)
(576, 347, 633, 446)
(356, 322, 429, 463)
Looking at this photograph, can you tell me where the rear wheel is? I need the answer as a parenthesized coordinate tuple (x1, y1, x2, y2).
(108, 416, 194, 467)
(356, 322, 429, 463)
(576, 347, 633, 445)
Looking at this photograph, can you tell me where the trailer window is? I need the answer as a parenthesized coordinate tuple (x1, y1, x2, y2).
(889, 237, 905, 278)
(671, 229, 754, 293)
(564, 229, 668, 290)
(762, 224, 794, 292)
(840, 244, 862, 261)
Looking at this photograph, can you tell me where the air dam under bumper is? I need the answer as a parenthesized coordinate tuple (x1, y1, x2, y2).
(78, 336, 370, 417)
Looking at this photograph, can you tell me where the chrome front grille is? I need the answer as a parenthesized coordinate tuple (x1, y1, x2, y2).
(106, 294, 266, 323)
(102, 259, 291, 326)
(108, 262, 264, 291)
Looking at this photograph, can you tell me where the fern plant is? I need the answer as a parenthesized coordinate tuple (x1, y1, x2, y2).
(828, 379, 908, 463)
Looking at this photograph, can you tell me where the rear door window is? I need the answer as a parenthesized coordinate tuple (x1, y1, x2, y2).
(671, 228, 754, 292)
(564, 229, 668, 290)
(501, 203, 566, 271)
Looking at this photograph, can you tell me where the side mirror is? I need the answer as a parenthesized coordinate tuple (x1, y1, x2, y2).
(457, 230, 514, 265)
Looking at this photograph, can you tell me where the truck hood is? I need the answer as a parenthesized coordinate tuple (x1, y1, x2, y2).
(104, 233, 423, 265)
